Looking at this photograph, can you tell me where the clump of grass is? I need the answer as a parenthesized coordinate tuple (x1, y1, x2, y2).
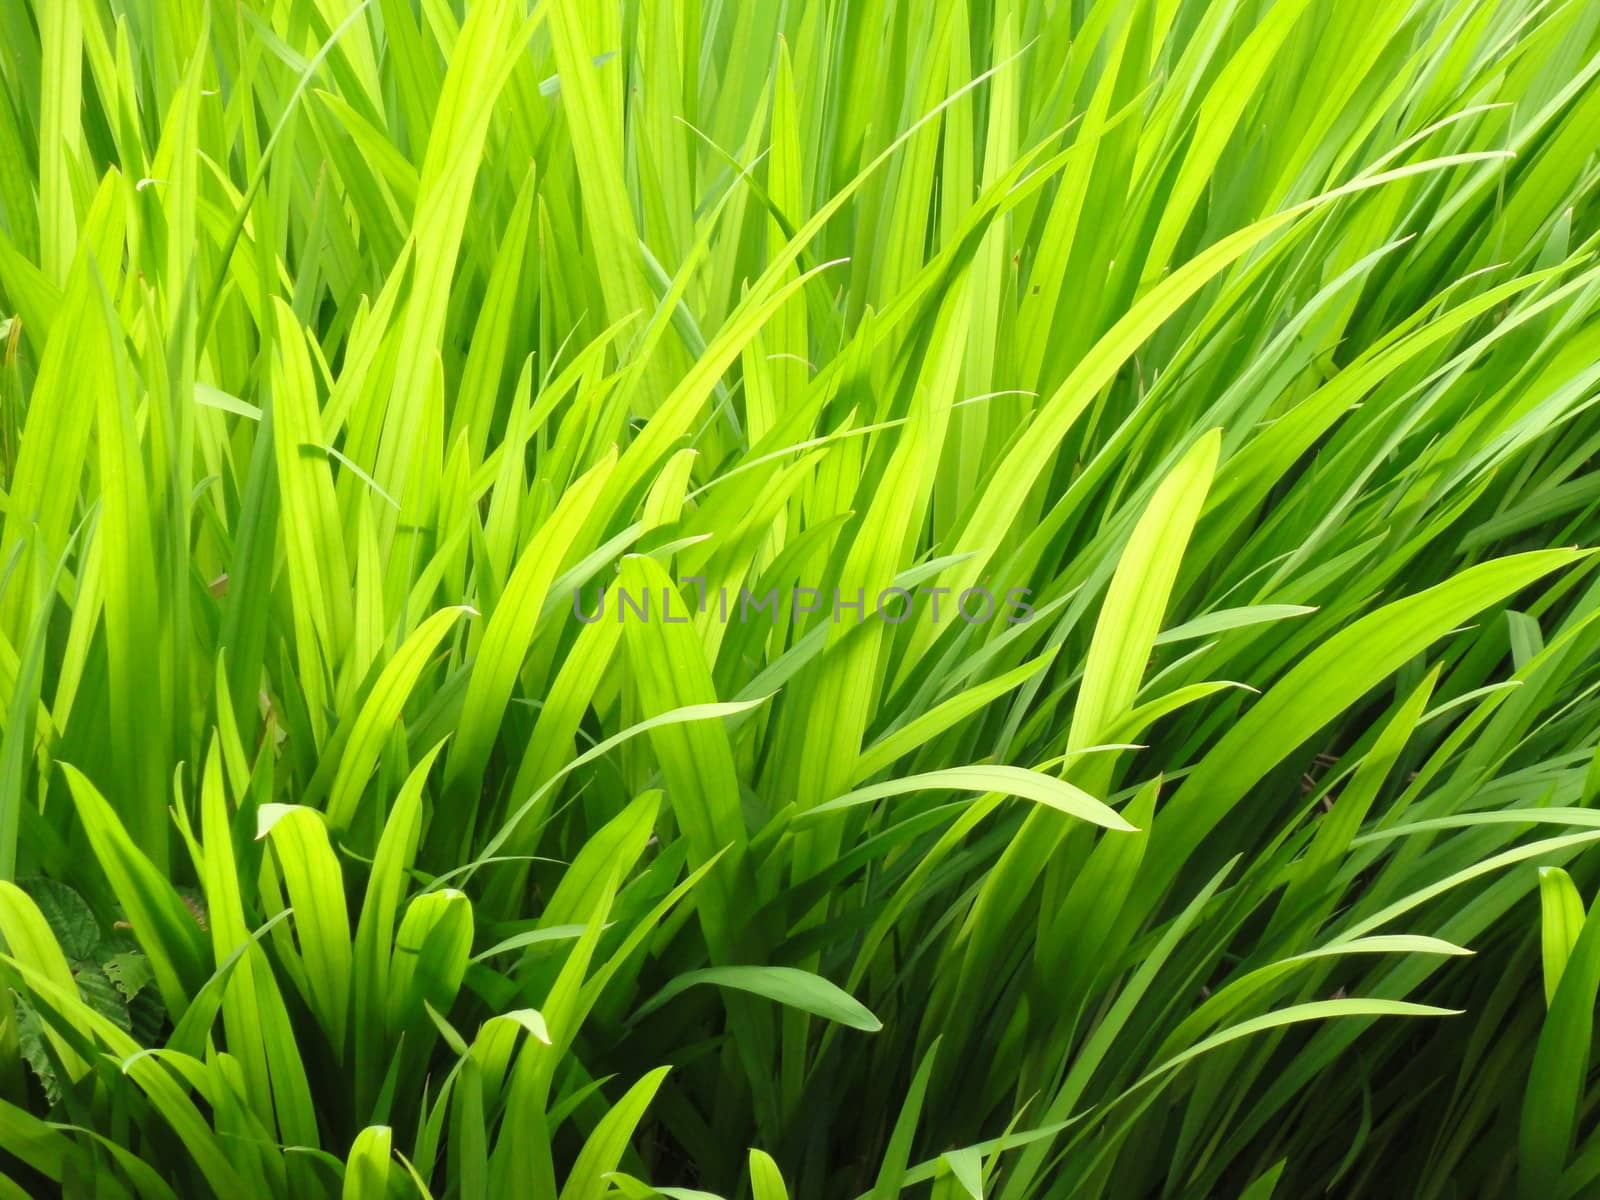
(1, 0, 1599, 1197)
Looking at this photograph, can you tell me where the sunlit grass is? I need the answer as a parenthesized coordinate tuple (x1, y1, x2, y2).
(1, 0, 1599, 1196)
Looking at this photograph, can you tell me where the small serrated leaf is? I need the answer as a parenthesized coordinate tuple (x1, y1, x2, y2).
(71, 961, 132, 1032)
(19, 878, 101, 960)
(103, 951, 156, 1002)
(14, 999, 61, 1105)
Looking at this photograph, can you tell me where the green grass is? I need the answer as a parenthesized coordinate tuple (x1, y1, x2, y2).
(1, 0, 1599, 1196)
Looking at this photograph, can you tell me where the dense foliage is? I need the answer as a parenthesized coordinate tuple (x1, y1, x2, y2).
(1, 0, 1600, 1196)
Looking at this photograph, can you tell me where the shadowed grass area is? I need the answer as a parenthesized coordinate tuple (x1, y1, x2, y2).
(0, 0, 1599, 1196)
